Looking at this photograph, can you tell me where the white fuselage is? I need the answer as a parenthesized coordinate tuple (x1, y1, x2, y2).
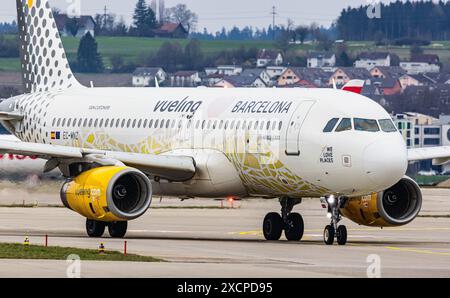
(7, 87, 408, 198)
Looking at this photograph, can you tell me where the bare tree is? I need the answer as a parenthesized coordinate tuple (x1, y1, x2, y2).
(166, 4, 198, 33)
(159, 0, 166, 24)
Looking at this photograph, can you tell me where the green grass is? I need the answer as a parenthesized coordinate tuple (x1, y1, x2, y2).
(1, 36, 450, 71)
(0, 242, 164, 262)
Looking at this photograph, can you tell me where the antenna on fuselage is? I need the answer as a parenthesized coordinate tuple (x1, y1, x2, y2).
(332, 79, 337, 90)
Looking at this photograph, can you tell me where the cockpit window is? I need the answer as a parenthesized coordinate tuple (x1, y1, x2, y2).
(335, 118, 352, 132)
(379, 119, 397, 133)
(323, 118, 339, 132)
(354, 118, 380, 132)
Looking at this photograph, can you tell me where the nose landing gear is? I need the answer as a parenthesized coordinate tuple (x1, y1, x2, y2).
(263, 197, 304, 241)
(321, 196, 348, 245)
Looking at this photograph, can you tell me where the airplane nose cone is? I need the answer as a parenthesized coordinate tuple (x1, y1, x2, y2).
(364, 138, 408, 190)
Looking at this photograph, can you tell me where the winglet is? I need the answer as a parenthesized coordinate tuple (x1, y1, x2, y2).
(342, 80, 365, 94)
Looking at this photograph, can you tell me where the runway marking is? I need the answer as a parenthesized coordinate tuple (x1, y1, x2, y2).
(385, 246, 450, 257)
(233, 227, 450, 236)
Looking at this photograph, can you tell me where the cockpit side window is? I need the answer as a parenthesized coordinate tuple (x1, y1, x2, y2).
(335, 118, 352, 132)
(379, 119, 397, 133)
(354, 118, 380, 132)
(323, 118, 340, 132)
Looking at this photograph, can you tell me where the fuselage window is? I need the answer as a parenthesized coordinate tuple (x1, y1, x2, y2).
(379, 119, 397, 133)
(207, 120, 212, 130)
(323, 118, 339, 133)
(248, 121, 252, 130)
(99, 119, 104, 128)
(160, 119, 165, 129)
(171, 119, 176, 129)
(279, 121, 283, 131)
(219, 120, 224, 129)
(242, 121, 246, 130)
(148, 119, 153, 128)
(230, 121, 235, 130)
(266, 121, 271, 130)
(115, 119, 120, 128)
(61, 119, 66, 127)
(213, 120, 217, 129)
(78, 119, 83, 127)
(83, 119, 88, 127)
(354, 118, 380, 132)
(105, 119, 109, 128)
(67, 119, 72, 127)
(335, 118, 352, 132)
(94, 119, 98, 128)
(259, 121, 265, 130)
(52, 118, 56, 126)
(254, 121, 259, 130)
(125, 119, 130, 128)
(236, 121, 241, 130)
(224, 121, 229, 129)
(89, 119, 93, 127)
(131, 119, 136, 128)
(121, 119, 126, 128)
(166, 119, 170, 129)
(154, 119, 159, 128)
(187, 120, 192, 129)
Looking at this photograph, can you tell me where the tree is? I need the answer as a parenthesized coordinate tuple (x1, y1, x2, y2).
(295, 26, 309, 44)
(155, 42, 183, 72)
(65, 18, 79, 36)
(184, 39, 204, 70)
(132, 0, 157, 37)
(76, 33, 104, 73)
(166, 4, 198, 33)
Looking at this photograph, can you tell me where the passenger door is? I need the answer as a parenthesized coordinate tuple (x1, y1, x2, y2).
(285, 100, 316, 156)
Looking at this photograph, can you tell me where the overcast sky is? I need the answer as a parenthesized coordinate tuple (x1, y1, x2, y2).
(1, 0, 408, 32)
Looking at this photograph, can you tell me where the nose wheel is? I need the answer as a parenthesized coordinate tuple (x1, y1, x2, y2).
(262, 198, 304, 241)
(321, 196, 348, 245)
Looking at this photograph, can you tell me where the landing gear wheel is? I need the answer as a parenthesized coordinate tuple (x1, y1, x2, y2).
(108, 221, 128, 238)
(86, 219, 106, 238)
(337, 225, 347, 245)
(284, 213, 304, 241)
(263, 212, 283, 241)
(323, 225, 335, 245)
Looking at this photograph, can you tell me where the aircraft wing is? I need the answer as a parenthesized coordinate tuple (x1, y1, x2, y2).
(0, 139, 196, 181)
(407, 146, 450, 165)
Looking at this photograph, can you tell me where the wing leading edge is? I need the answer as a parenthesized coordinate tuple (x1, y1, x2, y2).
(408, 146, 450, 165)
(0, 139, 196, 181)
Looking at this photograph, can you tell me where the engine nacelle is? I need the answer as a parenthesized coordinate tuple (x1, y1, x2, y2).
(61, 166, 152, 222)
(340, 176, 422, 227)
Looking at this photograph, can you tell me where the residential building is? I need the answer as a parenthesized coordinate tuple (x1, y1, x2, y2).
(400, 54, 441, 75)
(278, 67, 331, 87)
(240, 69, 272, 86)
(328, 67, 371, 86)
(170, 71, 201, 87)
(307, 52, 336, 68)
(369, 78, 402, 96)
(132, 67, 167, 87)
(370, 66, 406, 79)
(55, 14, 96, 37)
(256, 49, 284, 67)
(265, 66, 287, 80)
(354, 52, 392, 70)
(217, 65, 243, 76)
(153, 23, 188, 38)
(215, 75, 266, 88)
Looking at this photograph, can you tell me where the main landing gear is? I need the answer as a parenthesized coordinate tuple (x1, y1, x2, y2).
(321, 195, 347, 245)
(86, 219, 128, 238)
(263, 197, 304, 241)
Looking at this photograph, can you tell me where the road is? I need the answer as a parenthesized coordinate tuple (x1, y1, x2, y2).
(0, 187, 449, 278)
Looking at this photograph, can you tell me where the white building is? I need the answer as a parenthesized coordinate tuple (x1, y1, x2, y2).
(132, 67, 167, 87)
(307, 52, 336, 68)
(354, 52, 391, 70)
(257, 49, 284, 68)
(217, 65, 243, 76)
(400, 54, 441, 75)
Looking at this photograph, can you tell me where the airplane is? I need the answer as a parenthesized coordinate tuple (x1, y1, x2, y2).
(0, 0, 449, 244)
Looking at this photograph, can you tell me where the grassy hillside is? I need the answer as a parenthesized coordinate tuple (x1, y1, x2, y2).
(0, 35, 449, 72)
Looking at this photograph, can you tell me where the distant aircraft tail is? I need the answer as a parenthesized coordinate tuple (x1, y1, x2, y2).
(16, 0, 81, 93)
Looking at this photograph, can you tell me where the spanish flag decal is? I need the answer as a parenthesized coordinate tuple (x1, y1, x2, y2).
(51, 132, 60, 140)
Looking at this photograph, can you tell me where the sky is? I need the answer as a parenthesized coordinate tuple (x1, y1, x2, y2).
(1, 0, 407, 32)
